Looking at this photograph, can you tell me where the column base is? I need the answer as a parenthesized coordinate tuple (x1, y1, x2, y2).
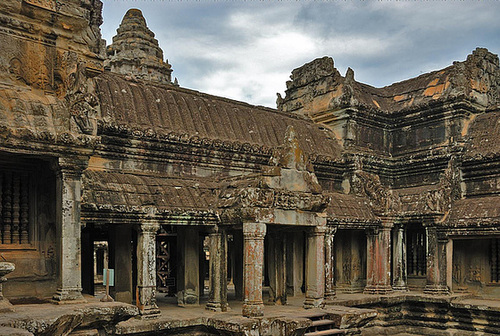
(424, 285, 450, 295)
(303, 297, 325, 309)
(336, 284, 364, 294)
(242, 302, 264, 317)
(206, 302, 230, 312)
(324, 293, 337, 306)
(363, 285, 393, 295)
(325, 292, 336, 299)
(52, 288, 86, 304)
(392, 285, 409, 292)
(138, 305, 161, 318)
(177, 289, 199, 306)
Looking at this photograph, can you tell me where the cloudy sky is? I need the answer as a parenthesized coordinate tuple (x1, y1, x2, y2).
(101, 1, 500, 108)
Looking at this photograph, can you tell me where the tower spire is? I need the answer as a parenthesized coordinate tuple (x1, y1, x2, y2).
(104, 8, 173, 84)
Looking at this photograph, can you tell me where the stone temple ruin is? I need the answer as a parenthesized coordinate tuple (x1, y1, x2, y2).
(1, 1, 500, 335)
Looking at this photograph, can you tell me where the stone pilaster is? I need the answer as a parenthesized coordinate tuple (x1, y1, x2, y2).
(304, 226, 326, 308)
(424, 227, 450, 295)
(135, 221, 161, 316)
(242, 222, 266, 317)
(52, 157, 87, 304)
(392, 224, 408, 291)
(206, 226, 228, 312)
(325, 226, 337, 301)
(364, 225, 393, 295)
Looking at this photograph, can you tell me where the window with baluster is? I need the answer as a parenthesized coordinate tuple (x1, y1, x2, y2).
(0, 168, 33, 247)
(407, 226, 427, 277)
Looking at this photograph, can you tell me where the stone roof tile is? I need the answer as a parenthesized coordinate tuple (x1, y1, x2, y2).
(95, 72, 343, 159)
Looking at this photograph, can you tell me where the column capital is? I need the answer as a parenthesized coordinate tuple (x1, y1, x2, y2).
(53, 156, 89, 177)
(243, 222, 266, 238)
(209, 225, 225, 235)
(136, 221, 160, 234)
(308, 225, 327, 237)
(325, 225, 337, 236)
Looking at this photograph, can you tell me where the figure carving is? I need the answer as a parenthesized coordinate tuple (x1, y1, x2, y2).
(8, 58, 25, 84)
(65, 62, 99, 135)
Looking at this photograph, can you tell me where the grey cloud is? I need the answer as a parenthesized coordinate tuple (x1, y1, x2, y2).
(101, 1, 500, 107)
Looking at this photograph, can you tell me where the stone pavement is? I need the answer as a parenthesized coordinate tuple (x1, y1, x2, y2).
(1, 292, 500, 335)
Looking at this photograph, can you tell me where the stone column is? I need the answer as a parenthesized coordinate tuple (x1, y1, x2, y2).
(136, 221, 160, 316)
(325, 226, 337, 301)
(233, 230, 244, 301)
(52, 157, 87, 304)
(177, 226, 200, 306)
(304, 226, 326, 308)
(392, 224, 408, 291)
(242, 222, 266, 317)
(364, 226, 393, 294)
(424, 227, 450, 294)
(268, 231, 287, 305)
(286, 231, 304, 297)
(112, 225, 133, 303)
(206, 226, 228, 312)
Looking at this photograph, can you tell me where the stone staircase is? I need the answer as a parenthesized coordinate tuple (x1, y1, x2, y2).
(299, 311, 346, 336)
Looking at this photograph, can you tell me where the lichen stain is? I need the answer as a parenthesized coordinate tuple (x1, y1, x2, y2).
(427, 78, 440, 87)
(424, 83, 448, 97)
(461, 113, 478, 137)
(470, 79, 489, 93)
(88, 156, 111, 170)
(312, 94, 332, 113)
(372, 99, 380, 108)
(393, 95, 406, 102)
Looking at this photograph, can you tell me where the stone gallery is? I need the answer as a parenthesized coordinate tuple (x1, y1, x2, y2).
(0, 1, 500, 335)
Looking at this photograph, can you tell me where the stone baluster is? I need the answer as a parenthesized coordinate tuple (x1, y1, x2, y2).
(52, 157, 87, 303)
(392, 224, 408, 291)
(304, 225, 326, 308)
(325, 226, 337, 301)
(242, 222, 266, 317)
(3, 172, 12, 244)
(136, 221, 161, 316)
(206, 226, 228, 312)
(20, 174, 29, 244)
(11, 174, 20, 244)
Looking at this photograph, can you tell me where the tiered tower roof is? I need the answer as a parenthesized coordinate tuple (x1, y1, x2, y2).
(104, 8, 173, 84)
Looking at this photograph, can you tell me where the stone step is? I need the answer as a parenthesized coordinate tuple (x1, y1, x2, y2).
(311, 319, 337, 328)
(304, 329, 346, 336)
(296, 311, 329, 320)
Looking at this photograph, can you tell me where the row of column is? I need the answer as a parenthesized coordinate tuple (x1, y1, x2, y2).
(50, 157, 165, 315)
(363, 222, 451, 295)
(52, 157, 451, 314)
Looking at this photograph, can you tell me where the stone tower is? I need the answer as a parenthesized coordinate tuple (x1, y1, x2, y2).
(105, 8, 173, 84)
